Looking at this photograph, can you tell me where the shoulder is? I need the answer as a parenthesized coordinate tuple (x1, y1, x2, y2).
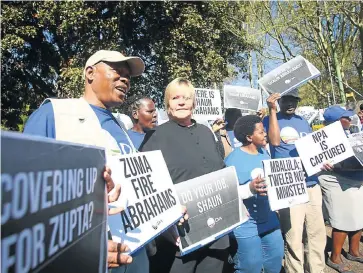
(260, 148, 271, 159)
(139, 127, 161, 151)
(224, 149, 241, 164)
(23, 101, 55, 137)
(24, 102, 54, 127)
(293, 114, 311, 128)
(196, 123, 212, 132)
(293, 114, 307, 122)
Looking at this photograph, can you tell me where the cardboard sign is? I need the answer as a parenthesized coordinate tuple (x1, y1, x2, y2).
(348, 132, 363, 166)
(223, 85, 261, 112)
(108, 151, 182, 254)
(263, 157, 309, 211)
(258, 55, 320, 96)
(295, 121, 355, 176)
(296, 106, 319, 124)
(175, 167, 247, 256)
(1, 131, 107, 273)
(193, 88, 222, 121)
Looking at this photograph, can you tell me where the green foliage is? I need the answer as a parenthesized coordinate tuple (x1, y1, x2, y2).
(1, 1, 248, 130)
(232, 1, 362, 107)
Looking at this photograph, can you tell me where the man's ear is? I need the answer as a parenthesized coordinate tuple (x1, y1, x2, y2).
(85, 66, 96, 81)
(246, 135, 253, 143)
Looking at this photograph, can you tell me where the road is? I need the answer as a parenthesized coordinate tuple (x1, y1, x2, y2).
(280, 226, 363, 273)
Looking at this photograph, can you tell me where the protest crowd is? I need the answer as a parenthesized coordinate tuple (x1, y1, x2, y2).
(2, 49, 363, 273)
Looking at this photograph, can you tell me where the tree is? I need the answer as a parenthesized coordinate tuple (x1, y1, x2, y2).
(1, 1, 249, 130)
(227, 1, 362, 106)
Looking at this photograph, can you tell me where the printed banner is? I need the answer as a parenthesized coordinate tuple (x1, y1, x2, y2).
(263, 157, 309, 211)
(258, 55, 320, 96)
(175, 167, 247, 256)
(193, 88, 222, 121)
(108, 151, 182, 254)
(223, 85, 261, 112)
(348, 132, 363, 166)
(295, 121, 355, 176)
(1, 131, 107, 273)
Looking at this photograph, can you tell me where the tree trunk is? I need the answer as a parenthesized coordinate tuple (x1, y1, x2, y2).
(325, 3, 346, 103)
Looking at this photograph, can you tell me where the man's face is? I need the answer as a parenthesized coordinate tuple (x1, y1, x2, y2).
(339, 117, 351, 130)
(134, 99, 157, 131)
(89, 61, 131, 108)
(278, 96, 299, 115)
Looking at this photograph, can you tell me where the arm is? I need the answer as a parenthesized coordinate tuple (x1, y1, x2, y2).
(238, 183, 254, 199)
(238, 176, 267, 199)
(266, 94, 281, 146)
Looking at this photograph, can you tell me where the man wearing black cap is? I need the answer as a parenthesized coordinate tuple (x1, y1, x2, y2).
(24, 50, 148, 272)
(263, 89, 326, 273)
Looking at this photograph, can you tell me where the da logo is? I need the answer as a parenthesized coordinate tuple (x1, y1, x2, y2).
(151, 219, 163, 230)
(280, 127, 300, 144)
(207, 217, 222, 228)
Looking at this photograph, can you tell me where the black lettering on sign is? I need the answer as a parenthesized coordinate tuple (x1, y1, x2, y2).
(121, 189, 177, 234)
(319, 140, 328, 151)
(312, 130, 328, 143)
(120, 155, 153, 178)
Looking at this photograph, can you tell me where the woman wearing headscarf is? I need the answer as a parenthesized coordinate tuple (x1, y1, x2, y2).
(140, 78, 231, 273)
(224, 94, 284, 273)
(319, 105, 363, 273)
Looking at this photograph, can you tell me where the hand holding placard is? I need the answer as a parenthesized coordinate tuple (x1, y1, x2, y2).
(249, 175, 267, 196)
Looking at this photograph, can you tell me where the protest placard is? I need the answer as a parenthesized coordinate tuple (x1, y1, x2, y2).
(108, 151, 182, 254)
(348, 131, 363, 166)
(1, 131, 107, 273)
(263, 157, 309, 211)
(223, 85, 261, 112)
(296, 106, 319, 125)
(174, 167, 248, 256)
(193, 88, 222, 120)
(258, 55, 320, 96)
(295, 121, 355, 176)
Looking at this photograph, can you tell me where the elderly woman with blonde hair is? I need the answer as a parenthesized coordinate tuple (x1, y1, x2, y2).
(140, 78, 231, 273)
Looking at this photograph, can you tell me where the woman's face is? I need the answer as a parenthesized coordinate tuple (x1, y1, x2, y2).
(249, 122, 267, 147)
(168, 84, 194, 123)
(134, 99, 157, 130)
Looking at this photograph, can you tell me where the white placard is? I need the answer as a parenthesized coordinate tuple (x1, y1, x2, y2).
(108, 151, 183, 254)
(193, 88, 222, 121)
(223, 85, 261, 112)
(263, 157, 309, 211)
(295, 121, 355, 176)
